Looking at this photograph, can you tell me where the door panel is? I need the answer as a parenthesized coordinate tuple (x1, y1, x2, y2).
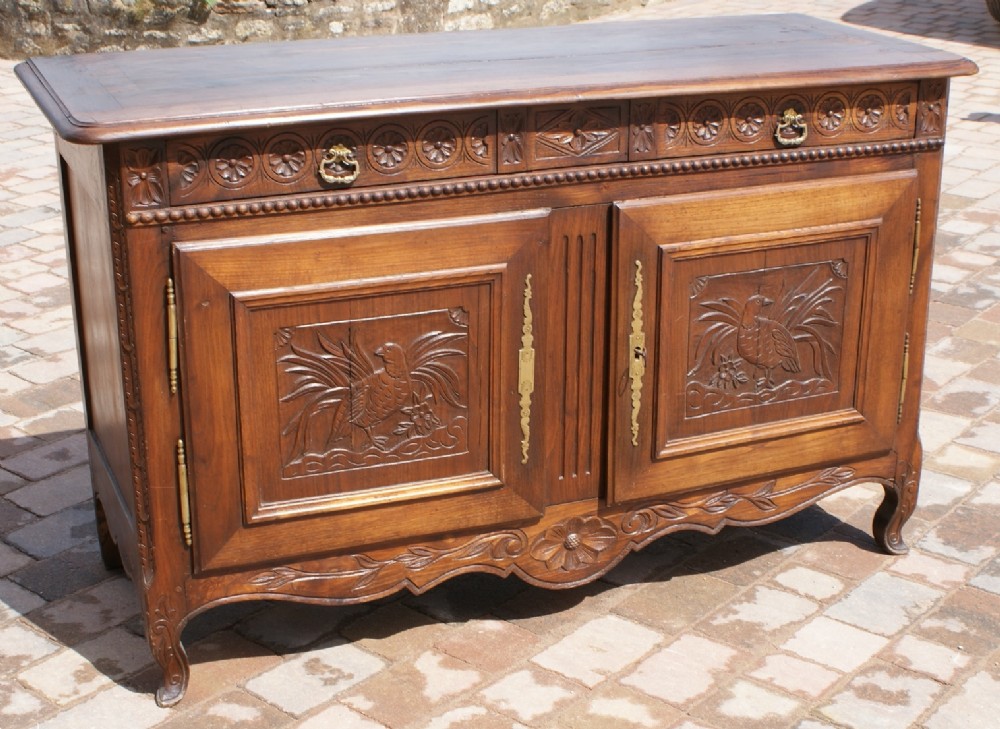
(175, 211, 550, 572)
(612, 171, 917, 503)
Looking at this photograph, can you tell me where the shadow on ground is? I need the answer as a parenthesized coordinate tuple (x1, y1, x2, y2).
(843, 0, 1000, 48)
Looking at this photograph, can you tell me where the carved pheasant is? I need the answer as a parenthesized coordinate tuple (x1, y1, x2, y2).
(280, 328, 466, 458)
(736, 294, 802, 389)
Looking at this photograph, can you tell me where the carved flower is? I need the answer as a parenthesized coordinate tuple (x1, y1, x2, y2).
(215, 145, 254, 184)
(395, 397, 441, 437)
(175, 148, 202, 190)
(530, 516, 617, 572)
(268, 139, 306, 179)
(469, 122, 490, 160)
(709, 354, 749, 391)
(819, 97, 846, 132)
(857, 94, 885, 129)
(692, 104, 724, 143)
(372, 130, 408, 169)
(893, 92, 912, 128)
(422, 127, 457, 164)
(662, 105, 682, 146)
(734, 102, 765, 139)
(124, 147, 164, 208)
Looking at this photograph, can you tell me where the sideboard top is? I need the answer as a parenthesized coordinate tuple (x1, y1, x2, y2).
(17, 14, 976, 144)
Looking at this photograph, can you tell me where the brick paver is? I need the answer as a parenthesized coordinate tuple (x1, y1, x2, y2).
(1, 1, 998, 726)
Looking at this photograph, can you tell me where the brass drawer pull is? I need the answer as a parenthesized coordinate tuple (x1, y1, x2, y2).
(318, 144, 360, 185)
(775, 107, 808, 147)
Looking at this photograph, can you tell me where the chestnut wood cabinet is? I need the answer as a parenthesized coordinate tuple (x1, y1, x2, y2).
(17, 14, 976, 705)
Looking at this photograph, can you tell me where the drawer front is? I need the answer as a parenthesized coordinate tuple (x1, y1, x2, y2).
(629, 83, 918, 161)
(163, 111, 497, 205)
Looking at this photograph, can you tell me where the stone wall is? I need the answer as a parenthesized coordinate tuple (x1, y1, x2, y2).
(1, 0, 648, 59)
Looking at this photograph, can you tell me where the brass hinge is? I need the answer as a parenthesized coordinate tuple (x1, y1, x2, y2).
(166, 278, 179, 395)
(175, 439, 193, 548)
(909, 198, 922, 294)
(897, 333, 911, 424)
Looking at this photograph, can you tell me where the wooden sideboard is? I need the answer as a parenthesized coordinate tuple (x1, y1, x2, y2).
(17, 15, 976, 705)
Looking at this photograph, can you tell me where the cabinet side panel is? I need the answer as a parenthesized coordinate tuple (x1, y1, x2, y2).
(57, 139, 135, 522)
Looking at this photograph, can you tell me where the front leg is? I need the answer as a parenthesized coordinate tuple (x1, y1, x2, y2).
(873, 446, 921, 555)
(147, 592, 191, 707)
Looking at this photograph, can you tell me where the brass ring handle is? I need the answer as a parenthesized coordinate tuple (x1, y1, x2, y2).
(775, 108, 808, 147)
(318, 144, 360, 185)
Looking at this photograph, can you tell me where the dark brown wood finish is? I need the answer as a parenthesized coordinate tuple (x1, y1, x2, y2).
(17, 16, 975, 706)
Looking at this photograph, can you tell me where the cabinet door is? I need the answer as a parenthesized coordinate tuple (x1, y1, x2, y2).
(174, 210, 549, 572)
(612, 171, 918, 503)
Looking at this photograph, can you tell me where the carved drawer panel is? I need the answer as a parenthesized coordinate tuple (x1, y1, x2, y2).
(629, 83, 918, 161)
(499, 103, 629, 173)
(156, 111, 496, 207)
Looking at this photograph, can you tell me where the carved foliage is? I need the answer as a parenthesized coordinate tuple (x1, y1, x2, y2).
(276, 309, 470, 478)
(917, 80, 947, 137)
(532, 104, 626, 164)
(245, 465, 865, 596)
(686, 260, 847, 416)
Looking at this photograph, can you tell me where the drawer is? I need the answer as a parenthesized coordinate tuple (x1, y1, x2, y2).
(161, 110, 497, 206)
(629, 83, 918, 161)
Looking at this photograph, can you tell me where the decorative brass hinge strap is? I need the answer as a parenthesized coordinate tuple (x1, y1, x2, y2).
(518, 274, 535, 464)
(909, 198, 922, 294)
(629, 260, 646, 446)
(897, 333, 911, 424)
(166, 278, 179, 395)
(175, 439, 193, 548)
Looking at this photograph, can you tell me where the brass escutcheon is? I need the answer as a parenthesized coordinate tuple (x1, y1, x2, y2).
(318, 143, 360, 185)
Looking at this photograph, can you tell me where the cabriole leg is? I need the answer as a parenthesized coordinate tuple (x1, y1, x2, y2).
(873, 448, 921, 555)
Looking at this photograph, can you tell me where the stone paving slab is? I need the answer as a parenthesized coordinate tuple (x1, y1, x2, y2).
(1, 1, 999, 727)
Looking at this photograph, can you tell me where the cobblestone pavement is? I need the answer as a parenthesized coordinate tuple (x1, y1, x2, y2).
(2, 1, 999, 727)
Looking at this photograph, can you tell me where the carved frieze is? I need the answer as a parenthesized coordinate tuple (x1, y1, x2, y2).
(629, 83, 917, 161)
(165, 111, 497, 205)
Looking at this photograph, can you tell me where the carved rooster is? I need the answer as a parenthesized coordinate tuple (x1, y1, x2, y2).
(736, 294, 802, 389)
(279, 328, 466, 458)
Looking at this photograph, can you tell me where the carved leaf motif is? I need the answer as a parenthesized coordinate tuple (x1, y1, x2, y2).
(632, 102, 656, 154)
(500, 112, 524, 165)
(622, 467, 856, 536)
(124, 147, 165, 208)
(249, 532, 529, 593)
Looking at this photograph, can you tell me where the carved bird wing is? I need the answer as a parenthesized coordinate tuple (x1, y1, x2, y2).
(767, 320, 801, 372)
(406, 330, 467, 408)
